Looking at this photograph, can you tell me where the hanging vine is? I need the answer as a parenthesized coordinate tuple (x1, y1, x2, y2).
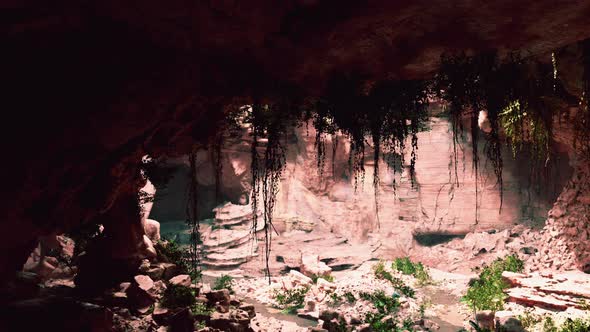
(186, 148, 202, 282)
(211, 131, 224, 204)
(245, 100, 298, 282)
(198, 44, 576, 281)
(576, 39, 590, 157)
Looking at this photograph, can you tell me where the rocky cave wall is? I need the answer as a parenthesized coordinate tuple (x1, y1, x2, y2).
(4, 1, 590, 283)
(150, 107, 572, 244)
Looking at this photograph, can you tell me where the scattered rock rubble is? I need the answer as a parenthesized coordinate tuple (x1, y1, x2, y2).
(235, 260, 440, 331)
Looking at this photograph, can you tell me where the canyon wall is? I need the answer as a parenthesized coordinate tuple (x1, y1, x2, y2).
(150, 109, 571, 245)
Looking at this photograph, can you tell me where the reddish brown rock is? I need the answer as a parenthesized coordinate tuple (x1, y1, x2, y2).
(169, 274, 192, 287)
(144, 219, 161, 243)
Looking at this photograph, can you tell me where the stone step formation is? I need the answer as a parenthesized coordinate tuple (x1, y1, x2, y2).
(201, 202, 262, 270)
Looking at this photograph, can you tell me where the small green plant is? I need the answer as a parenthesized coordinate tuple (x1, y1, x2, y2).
(329, 292, 343, 306)
(157, 239, 189, 273)
(392, 278, 415, 298)
(519, 310, 541, 330)
(359, 290, 400, 314)
(191, 302, 213, 316)
(373, 261, 415, 297)
(359, 290, 412, 332)
(272, 286, 310, 314)
(392, 257, 433, 286)
(419, 303, 426, 318)
(343, 291, 356, 303)
(162, 284, 196, 308)
(195, 320, 207, 330)
(213, 275, 234, 294)
(543, 316, 557, 332)
(374, 261, 393, 281)
(578, 299, 590, 311)
(559, 317, 590, 332)
(462, 254, 524, 312)
(392, 257, 417, 275)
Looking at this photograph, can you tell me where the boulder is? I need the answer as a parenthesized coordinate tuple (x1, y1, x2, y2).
(288, 269, 313, 286)
(161, 263, 181, 279)
(238, 303, 256, 318)
(145, 219, 161, 243)
(142, 235, 158, 259)
(139, 259, 151, 273)
(300, 254, 332, 277)
(207, 289, 231, 305)
(169, 274, 192, 287)
(495, 311, 525, 332)
(297, 300, 319, 320)
(153, 303, 173, 325)
(209, 310, 253, 332)
(147, 265, 165, 280)
(316, 278, 336, 291)
(126, 275, 164, 310)
(168, 307, 194, 332)
(475, 310, 495, 331)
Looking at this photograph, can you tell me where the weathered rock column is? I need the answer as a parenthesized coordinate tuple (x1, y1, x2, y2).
(538, 162, 590, 272)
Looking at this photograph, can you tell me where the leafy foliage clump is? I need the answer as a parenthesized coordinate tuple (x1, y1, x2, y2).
(213, 275, 234, 294)
(191, 302, 213, 316)
(162, 284, 196, 308)
(462, 254, 524, 312)
(558, 317, 590, 332)
(392, 257, 433, 286)
(358, 290, 415, 332)
(343, 291, 356, 303)
(272, 286, 310, 314)
(543, 316, 558, 332)
(373, 261, 415, 298)
(157, 239, 189, 273)
(519, 310, 541, 330)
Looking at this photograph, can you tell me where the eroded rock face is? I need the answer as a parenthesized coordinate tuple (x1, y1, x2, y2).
(537, 163, 590, 272)
(159, 112, 569, 274)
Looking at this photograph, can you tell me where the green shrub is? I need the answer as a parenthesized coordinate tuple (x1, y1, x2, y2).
(559, 317, 590, 332)
(519, 310, 541, 330)
(272, 286, 310, 314)
(359, 290, 400, 314)
(392, 257, 416, 275)
(392, 257, 433, 286)
(543, 316, 558, 332)
(195, 320, 207, 330)
(359, 290, 414, 332)
(157, 239, 188, 273)
(191, 302, 213, 316)
(162, 284, 196, 308)
(373, 261, 415, 298)
(329, 292, 343, 306)
(462, 254, 524, 312)
(213, 275, 234, 294)
(343, 291, 356, 303)
(374, 261, 394, 281)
